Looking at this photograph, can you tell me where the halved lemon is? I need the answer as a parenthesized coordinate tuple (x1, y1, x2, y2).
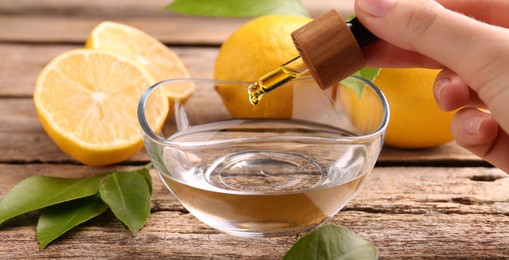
(34, 49, 169, 166)
(86, 21, 193, 100)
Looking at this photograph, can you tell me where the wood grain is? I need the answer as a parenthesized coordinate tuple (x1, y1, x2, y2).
(1, 165, 508, 258)
(1, 1, 505, 258)
(0, 44, 217, 97)
(0, 96, 481, 165)
(0, 16, 245, 45)
(379, 144, 482, 166)
(0, 43, 482, 165)
(0, 1, 354, 46)
(1, 0, 352, 18)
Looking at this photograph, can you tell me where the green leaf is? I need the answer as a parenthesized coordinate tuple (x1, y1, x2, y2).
(0, 173, 108, 225)
(99, 171, 151, 236)
(283, 224, 378, 260)
(36, 195, 107, 250)
(341, 67, 380, 97)
(358, 67, 380, 82)
(166, 0, 309, 18)
(135, 167, 153, 195)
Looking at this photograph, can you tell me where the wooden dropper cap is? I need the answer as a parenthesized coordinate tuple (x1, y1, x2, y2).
(291, 10, 376, 89)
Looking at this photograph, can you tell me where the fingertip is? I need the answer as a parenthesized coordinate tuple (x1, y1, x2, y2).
(452, 108, 498, 148)
(452, 108, 509, 173)
(433, 77, 450, 109)
(356, 0, 397, 18)
(433, 69, 470, 111)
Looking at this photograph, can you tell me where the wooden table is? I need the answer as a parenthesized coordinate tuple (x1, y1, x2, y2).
(2, 1, 509, 258)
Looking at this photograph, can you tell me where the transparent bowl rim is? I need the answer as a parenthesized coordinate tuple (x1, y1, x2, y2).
(138, 76, 390, 147)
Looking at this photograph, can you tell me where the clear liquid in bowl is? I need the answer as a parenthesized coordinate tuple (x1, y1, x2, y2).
(155, 119, 370, 237)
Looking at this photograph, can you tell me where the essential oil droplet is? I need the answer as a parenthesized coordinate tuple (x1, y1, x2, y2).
(247, 82, 264, 105)
(246, 56, 308, 106)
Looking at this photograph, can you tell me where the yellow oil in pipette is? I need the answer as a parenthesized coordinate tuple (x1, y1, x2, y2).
(247, 16, 377, 105)
(247, 56, 308, 105)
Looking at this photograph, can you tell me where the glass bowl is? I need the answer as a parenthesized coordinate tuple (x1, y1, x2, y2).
(138, 76, 389, 237)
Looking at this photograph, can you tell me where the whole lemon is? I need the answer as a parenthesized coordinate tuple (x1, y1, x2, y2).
(214, 15, 311, 118)
(374, 68, 455, 149)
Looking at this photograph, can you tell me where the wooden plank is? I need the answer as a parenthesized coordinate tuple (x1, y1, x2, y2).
(4, 1, 504, 258)
(1, 0, 352, 18)
(0, 44, 215, 163)
(1, 0, 172, 17)
(379, 144, 482, 166)
(0, 95, 482, 165)
(0, 97, 482, 164)
(0, 44, 75, 97)
(2, 165, 508, 215)
(2, 210, 508, 258)
(0, 98, 149, 163)
(0, 44, 217, 97)
(1, 165, 508, 258)
(0, 15, 245, 45)
(0, 42, 482, 165)
(0, 1, 354, 45)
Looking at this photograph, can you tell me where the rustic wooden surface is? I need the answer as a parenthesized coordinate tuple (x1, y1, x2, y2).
(1, 1, 509, 259)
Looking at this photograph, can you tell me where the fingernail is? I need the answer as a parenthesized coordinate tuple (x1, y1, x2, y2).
(434, 78, 449, 105)
(464, 115, 487, 135)
(357, 0, 397, 17)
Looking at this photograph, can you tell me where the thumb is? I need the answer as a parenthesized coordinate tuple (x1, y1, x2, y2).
(355, 0, 496, 79)
(355, 0, 509, 135)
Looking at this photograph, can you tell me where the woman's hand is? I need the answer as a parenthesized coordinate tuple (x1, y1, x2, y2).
(355, 0, 509, 173)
